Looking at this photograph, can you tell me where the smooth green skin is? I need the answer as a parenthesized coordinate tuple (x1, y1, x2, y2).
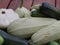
(0, 36, 4, 45)
(49, 41, 59, 45)
(59, 40, 60, 44)
(31, 10, 47, 17)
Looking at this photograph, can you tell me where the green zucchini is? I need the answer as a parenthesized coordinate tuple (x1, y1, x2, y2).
(31, 3, 51, 18)
(31, 9, 47, 17)
(39, 2, 60, 20)
(48, 41, 59, 45)
(31, 21, 60, 45)
(0, 36, 4, 45)
(0, 30, 29, 45)
(7, 18, 57, 38)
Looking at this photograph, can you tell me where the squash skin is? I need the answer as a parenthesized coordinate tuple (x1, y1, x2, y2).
(31, 4, 48, 17)
(7, 17, 57, 38)
(31, 4, 41, 10)
(0, 30, 29, 45)
(15, 7, 31, 18)
(31, 21, 60, 45)
(39, 2, 60, 20)
(0, 9, 20, 29)
(15, 0, 31, 18)
(48, 41, 59, 45)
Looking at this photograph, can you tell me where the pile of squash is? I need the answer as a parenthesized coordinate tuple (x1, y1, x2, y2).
(0, 0, 60, 45)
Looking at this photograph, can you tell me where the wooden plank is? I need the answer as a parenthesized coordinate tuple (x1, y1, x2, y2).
(33, 0, 55, 6)
(56, 0, 60, 9)
(8, 0, 21, 10)
(33, 0, 44, 5)
(23, 0, 32, 9)
(0, 0, 10, 8)
(43, 0, 55, 6)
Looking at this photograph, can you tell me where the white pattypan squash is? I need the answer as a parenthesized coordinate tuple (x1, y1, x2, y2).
(15, 7, 31, 18)
(7, 17, 57, 38)
(15, 0, 31, 18)
(0, 9, 19, 29)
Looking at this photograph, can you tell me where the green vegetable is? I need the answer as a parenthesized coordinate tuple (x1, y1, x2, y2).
(0, 30, 29, 45)
(58, 40, 60, 44)
(7, 17, 57, 38)
(48, 41, 59, 45)
(31, 4, 49, 17)
(15, 0, 31, 18)
(31, 9, 46, 17)
(39, 2, 60, 20)
(0, 36, 4, 45)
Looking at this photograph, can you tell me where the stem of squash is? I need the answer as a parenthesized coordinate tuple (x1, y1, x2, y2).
(20, 0, 24, 8)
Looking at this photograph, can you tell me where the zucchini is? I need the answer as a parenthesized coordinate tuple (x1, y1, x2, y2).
(48, 41, 59, 45)
(0, 36, 4, 45)
(31, 4, 41, 17)
(0, 30, 29, 45)
(31, 3, 51, 17)
(39, 2, 60, 20)
(31, 9, 47, 17)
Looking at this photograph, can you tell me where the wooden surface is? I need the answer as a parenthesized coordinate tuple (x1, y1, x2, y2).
(33, 0, 55, 6)
(56, 0, 60, 9)
(23, 0, 32, 9)
(0, 0, 20, 10)
(23, 0, 60, 9)
(0, 0, 10, 8)
(0, 0, 60, 10)
(8, 0, 21, 10)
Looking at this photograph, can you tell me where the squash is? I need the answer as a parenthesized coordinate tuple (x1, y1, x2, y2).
(31, 9, 46, 17)
(15, 0, 31, 18)
(0, 36, 4, 45)
(7, 17, 57, 38)
(0, 30, 29, 45)
(39, 2, 60, 20)
(31, 21, 60, 45)
(31, 4, 48, 17)
(48, 41, 59, 45)
(0, 9, 19, 29)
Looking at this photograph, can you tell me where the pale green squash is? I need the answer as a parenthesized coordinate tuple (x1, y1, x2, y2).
(31, 21, 60, 45)
(7, 17, 57, 38)
(15, 0, 31, 18)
